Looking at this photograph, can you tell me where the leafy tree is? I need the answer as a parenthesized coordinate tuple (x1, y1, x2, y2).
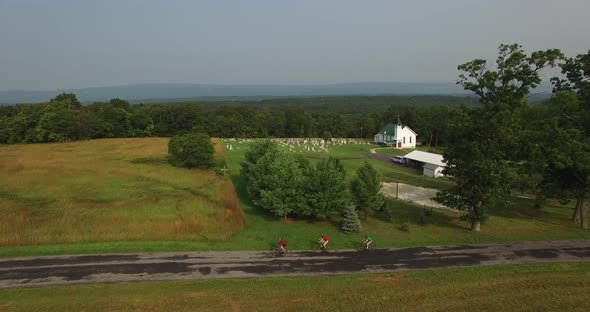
(85, 102, 130, 137)
(0, 117, 10, 144)
(340, 205, 362, 233)
(542, 50, 590, 229)
(128, 110, 154, 137)
(303, 157, 349, 220)
(168, 133, 214, 169)
(35, 109, 79, 142)
(414, 105, 450, 146)
(7, 104, 46, 143)
(284, 107, 313, 137)
(435, 107, 514, 230)
(435, 43, 563, 231)
(254, 152, 308, 220)
(253, 110, 285, 137)
(50, 93, 81, 110)
(350, 161, 383, 219)
(458, 44, 562, 108)
(241, 140, 281, 200)
(78, 110, 109, 139)
(109, 98, 130, 111)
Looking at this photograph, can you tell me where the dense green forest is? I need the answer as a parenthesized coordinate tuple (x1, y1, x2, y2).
(0, 95, 476, 146)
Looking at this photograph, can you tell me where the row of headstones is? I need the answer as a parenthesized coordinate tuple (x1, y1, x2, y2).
(221, 138, 372, 152)
(274, 138, 368, 146)
(223, 143, 329, 153)
(222, 137, 369, 144)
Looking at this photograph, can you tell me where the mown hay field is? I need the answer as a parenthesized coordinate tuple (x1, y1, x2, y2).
(0, 138, 243, 246)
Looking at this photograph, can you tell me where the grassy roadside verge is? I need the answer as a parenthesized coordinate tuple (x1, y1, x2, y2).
(1, 263, 589, 311)
(1, 176, 587, 258)
(0, 138, 587, 259)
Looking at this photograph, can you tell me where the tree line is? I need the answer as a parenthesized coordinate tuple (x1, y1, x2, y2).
(0, 94, 469, 146)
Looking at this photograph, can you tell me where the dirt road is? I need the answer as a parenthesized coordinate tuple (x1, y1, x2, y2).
(1, 240, 588, 289)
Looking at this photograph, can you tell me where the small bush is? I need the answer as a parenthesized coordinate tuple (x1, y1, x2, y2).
(399, 221, 411, 232)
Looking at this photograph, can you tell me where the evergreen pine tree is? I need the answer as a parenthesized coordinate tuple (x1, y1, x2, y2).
(340, 205, 362, 233)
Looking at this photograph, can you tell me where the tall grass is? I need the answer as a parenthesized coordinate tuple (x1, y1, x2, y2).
(2, 264, 589, 311)
(211, 137, 224, 156)
(0, 138, 244, 246)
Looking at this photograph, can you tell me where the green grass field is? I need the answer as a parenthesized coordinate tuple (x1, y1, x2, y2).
(0, 138, 587, 258)
(217, 139, 587, 251)
(1, 263, 588, 311)
(374, 145, 443, 155)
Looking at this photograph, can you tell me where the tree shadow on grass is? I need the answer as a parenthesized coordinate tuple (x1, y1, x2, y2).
(229, 173, 277, 222)
(486, 196, 573, 224)
(308, 239, 321, 250)
(323, 217, 341, 228)
(388, 200, 469, 231)
(267, 242, 277, 251)
(128, 157, 169, 166)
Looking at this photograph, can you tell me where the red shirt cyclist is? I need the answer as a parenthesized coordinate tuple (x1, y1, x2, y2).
(278, 237, 287, 253)
(319, 234, 329, 249)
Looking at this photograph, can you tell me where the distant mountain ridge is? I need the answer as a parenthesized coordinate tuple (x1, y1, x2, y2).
(0, 82, 468, 104)
(0, 82, 552, 104)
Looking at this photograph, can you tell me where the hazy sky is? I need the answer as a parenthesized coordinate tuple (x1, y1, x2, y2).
(1, 0, 588, 91)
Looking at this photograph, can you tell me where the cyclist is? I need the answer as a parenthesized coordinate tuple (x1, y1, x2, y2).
(362, 235, 373, 250)
(319, 234, 329, 249)
(278, 237, 287, 254)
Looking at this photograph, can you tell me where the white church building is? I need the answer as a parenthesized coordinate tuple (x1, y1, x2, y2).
(374, 121, 417, 148)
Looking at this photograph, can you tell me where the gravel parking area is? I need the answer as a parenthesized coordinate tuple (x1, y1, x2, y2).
(381, 182, 454, 210)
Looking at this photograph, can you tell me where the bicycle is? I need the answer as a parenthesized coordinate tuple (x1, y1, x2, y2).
(359, 241, 376, 251)
(272, 247, 289, 257)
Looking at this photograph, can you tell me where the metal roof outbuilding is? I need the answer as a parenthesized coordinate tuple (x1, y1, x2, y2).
(403, 150, 446, 167)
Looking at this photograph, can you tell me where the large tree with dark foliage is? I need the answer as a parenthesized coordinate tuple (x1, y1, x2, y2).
(541, 50, 590, 229)
(436, 44, 563, 231)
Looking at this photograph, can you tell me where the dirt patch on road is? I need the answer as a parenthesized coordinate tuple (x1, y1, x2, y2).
(381, 182, 454, 210)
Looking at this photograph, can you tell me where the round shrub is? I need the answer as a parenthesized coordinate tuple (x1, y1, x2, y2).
(168, 133, 214, 169)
